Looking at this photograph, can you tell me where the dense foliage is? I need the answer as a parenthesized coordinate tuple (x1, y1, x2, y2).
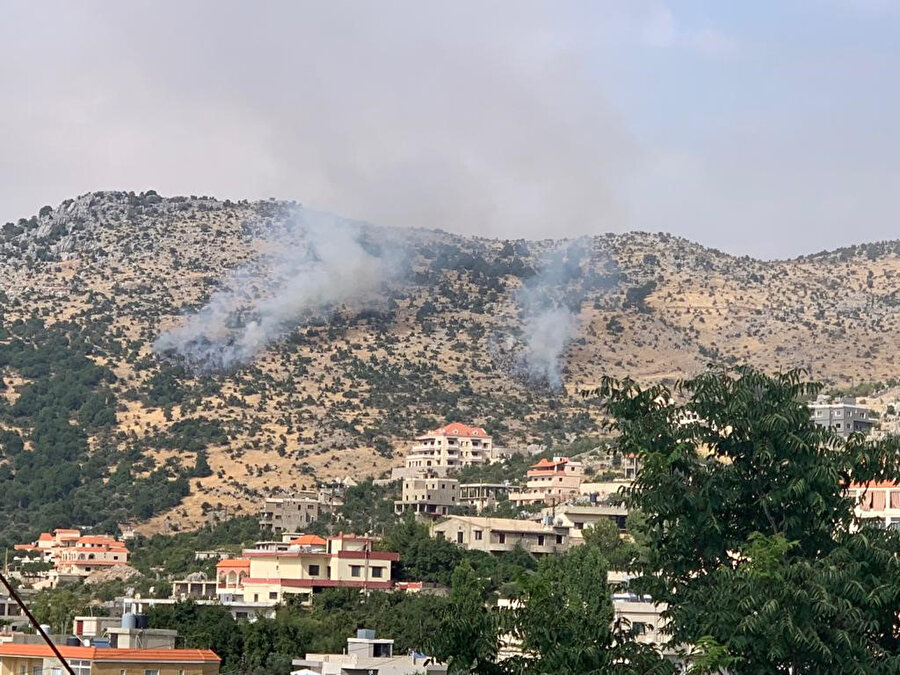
(0, 319, 193, 548)
(600, 367, 900, 673)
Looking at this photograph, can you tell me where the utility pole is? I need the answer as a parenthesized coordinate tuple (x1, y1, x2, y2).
(0, 569, 76, 675)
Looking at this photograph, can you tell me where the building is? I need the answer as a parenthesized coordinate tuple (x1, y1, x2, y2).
(259, 491, 341, 535)
(55, 535, 129, 576)
(394, 477, 460, 519)
(508, 457, 585, 506)
(400, 423, 494, 478)
(850, 481, 900, 529)
(293, 628, 446, 675)
(579, 479, 632, 503)
(0, 594, 24, 629)
(611, 592, 669, 647)
(215, 533, 399, 606)
(13, 530, 128, 577)
(0, 643, 220, 675)
(809, 397, 875, 437)
(535, 504, 628, 543)
(432, 516, 569, 556)
(458, 483, 509, 512)
(171, 572, 219, 601)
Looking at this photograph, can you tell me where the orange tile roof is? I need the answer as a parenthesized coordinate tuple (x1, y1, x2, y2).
(290, 534, 327, 546)
(38, 533, 53, 541)
(217, 558, 250, 568)
(850, 481, 900, 489)
(77, 535, 125, 545)
(530, 457, 569, 469)
(429, 422, 489, 437)
(0, 644, 220, 662)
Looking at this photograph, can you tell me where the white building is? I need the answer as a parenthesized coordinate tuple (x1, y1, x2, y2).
(292, 629, 446, 674)
(399, 423, 494, 478)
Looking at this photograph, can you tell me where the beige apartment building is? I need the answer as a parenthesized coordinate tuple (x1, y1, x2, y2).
(432, 516, 569, 556)
(508, 456, 585, 506)
(536, 503, 628, 543)
(850, 481, 900, 528)
(259, 491, 341, 535)
(401, 423, 494, 477)
(394, 477, 460, 519)
(216, 534, 399, 605)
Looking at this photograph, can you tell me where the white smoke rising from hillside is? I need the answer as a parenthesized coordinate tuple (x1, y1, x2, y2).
(515, 240, 617, 390)
(154, 209, 401, 372)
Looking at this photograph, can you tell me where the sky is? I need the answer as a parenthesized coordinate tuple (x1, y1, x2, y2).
(1, 1, 898, 259)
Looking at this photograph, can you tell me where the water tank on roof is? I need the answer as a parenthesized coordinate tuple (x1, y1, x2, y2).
(121, 613, 137, 629)
(39, 624, 51, 634)
(65, 636, 81, 647)
(135, 614, 149, 629)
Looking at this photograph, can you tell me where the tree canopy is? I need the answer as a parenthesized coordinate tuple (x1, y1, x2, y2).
(599, 366, 900, 673)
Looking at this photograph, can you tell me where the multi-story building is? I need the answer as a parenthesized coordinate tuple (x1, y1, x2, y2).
(809, 397, 875, 437)
(535, 503, 628, 543)
(55, 535, 129, 576)
(0, 594, 25, 629)
(432, 516, 570, 556)
(293, 628, 447, 675)
(508, 457, 585, 506)
(458, 483, 509, 513)
(394, 477, 459, 519)
(215, 533, 399, 605)
(850, 481, 900, 529)
(13, 529, 81, 563)
(259, 491, 341, 535)
(172, 572, 219, 601)
(0, 643, 220, 675)
(400, 423, 494, 477)
(14, 530, 129, 577)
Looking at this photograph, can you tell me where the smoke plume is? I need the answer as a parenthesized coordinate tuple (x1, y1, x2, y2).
(154, 208, 402, 372)
(513, 240, 619, 390)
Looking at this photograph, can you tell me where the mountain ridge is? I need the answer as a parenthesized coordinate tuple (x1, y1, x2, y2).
(1, 190, 898, 538)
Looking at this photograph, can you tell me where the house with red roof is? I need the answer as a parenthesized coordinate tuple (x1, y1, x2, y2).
(214, 533, 399, 606)
(399, 422, 494, 478)
(13, 529, 129, 579)
(0, 643, 220, 675)
(508, 456, 585, 506)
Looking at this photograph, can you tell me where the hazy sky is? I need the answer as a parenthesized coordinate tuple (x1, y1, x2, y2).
(2, 1, 898, 258)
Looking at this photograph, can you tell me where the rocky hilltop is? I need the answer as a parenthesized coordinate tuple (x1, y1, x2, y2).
(2, 190, 899, 539)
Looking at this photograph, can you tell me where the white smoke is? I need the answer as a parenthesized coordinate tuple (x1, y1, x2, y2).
(514, 240, 617, 390)
(154, 208, 402, 372)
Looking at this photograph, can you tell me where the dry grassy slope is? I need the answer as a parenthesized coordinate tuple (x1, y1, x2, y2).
(2, 191, 899, 533)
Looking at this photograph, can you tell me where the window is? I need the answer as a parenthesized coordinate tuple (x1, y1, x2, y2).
(309, 564, 320, 576)
(145, 670, 161, 675)
(269, 591, 278, 600)
(70, 661, 91, 675)
(498, 533, 506, 544)
(537, 535, 545, 546)
(351, 565, 363, 577)
(474, 530, 482, 541)
(372, 567, 384, 578)
(556, 535, 563, 544)
(457, 532, 464, 544)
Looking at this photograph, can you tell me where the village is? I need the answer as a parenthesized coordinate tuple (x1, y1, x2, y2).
(0, 394, 889, 675)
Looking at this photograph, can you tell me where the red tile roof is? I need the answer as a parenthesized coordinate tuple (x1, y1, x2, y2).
(217, 558, 250, 568)
(530, 457, 569, 469)
(429, 422, 489, 438)
(289, 535, 327, 546)
(0, 644, 220, 663)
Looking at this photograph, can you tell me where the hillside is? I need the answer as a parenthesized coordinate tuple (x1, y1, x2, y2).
(2, 190, 900, 541)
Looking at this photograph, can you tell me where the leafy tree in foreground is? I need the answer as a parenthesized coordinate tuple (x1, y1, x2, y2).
(598, 366, 900, 673)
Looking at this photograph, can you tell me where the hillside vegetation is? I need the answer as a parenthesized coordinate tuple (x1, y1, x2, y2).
(1, 190, 899, 541)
